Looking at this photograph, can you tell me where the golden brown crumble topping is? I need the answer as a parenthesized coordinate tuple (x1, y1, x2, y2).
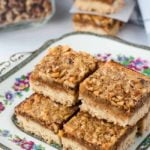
(15, 94, 79, 133)
(81, 61, 150, 113)
(31, 45, 97, 88)
(63, 112, 128, 149)
(73, 14, 122, 29)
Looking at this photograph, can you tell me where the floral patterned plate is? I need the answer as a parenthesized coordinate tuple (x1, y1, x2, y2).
(0, 32, 150, 150)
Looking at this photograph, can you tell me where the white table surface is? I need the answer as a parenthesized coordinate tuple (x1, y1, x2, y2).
(0, 0, 149, 62)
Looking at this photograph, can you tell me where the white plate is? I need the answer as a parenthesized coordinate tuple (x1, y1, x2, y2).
(0, 32, 150, 150)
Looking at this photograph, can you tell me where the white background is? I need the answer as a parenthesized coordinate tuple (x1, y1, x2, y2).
(0, 0, 149, 62)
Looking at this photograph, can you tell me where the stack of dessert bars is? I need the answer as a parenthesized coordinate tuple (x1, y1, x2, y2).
(72, 0, 125, 35)
(15, 45, 150, 150)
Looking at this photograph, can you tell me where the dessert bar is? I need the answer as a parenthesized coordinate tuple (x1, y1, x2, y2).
(61, 111, 137, 150)
(80, 61, 150, 126)
(30, 45, 97, 106)
(14, 93, 79, 145)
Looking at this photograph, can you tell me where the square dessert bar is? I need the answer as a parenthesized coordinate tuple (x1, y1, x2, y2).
(137, 111, 150, 135)
(74, 0, 125, 14)
(80, 61, 150, 126)
(30, 45, 97, 106)
(73, 14, 123, 35)
(14, 93, 79, 145)
(61, 111, 137, 150)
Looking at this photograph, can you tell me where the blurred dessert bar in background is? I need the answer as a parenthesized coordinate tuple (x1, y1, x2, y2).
(73, 13, 123, 35)
(71, 0, 128, 35)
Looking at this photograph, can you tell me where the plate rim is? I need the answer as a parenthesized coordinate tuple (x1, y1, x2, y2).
(1, 31, 150, 83)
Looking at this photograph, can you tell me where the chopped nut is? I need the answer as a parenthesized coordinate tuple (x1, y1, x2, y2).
(116, 101, 124, 106)
(51, 72, 60, 78)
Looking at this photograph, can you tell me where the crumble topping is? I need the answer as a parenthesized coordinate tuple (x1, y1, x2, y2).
(32, 45, 97, 88)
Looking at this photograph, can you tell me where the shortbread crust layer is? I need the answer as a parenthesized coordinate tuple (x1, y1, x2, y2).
(137, 111, 150, 135)
(15, 115, 61, 145)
